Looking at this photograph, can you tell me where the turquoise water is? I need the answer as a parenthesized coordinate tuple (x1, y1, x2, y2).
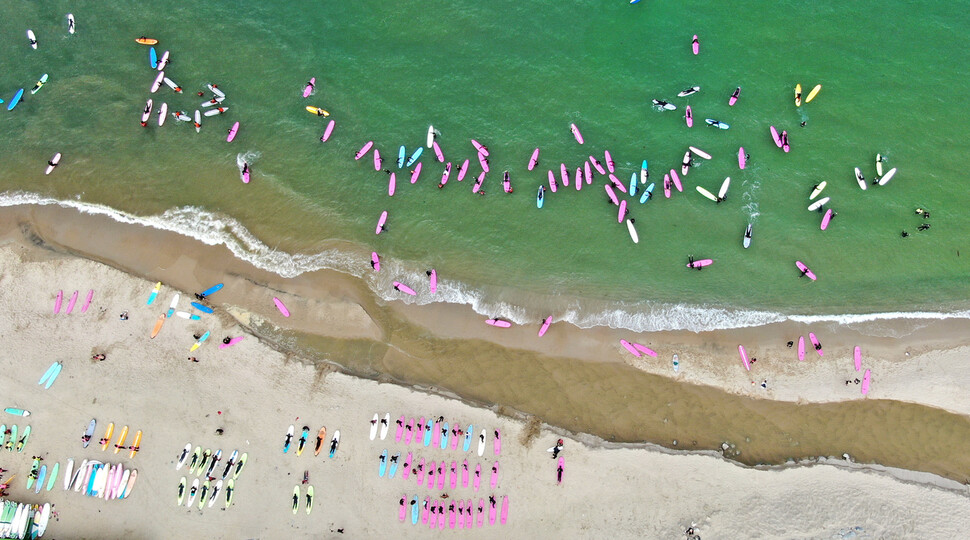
(2, 0, 969, 330)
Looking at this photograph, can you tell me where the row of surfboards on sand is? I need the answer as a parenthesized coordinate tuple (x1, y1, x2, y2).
(281, 425, 341, 458)
(82, 420, 143, 457)
(370, 413, 502, 457)
(379, 450, 501, 494)
(177, 476, 237, 510)
(0, 500, 52, 539)
(62, 459, 139, 501)
(1, 423, 31, 453)
(175, 443, 249, 509)
(52, 289, 94, 314)
(400, 493, 509, 528)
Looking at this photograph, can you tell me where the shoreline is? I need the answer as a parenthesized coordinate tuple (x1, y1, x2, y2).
(4, 202, 970, 484)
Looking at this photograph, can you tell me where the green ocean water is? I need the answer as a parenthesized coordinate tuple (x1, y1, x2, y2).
(2, 0, 969, 330)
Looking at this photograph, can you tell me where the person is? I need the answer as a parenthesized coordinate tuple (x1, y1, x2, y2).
(306, 79, 314, 91)
(787, 341, 794, 348)
(188, 357, 198, 362)
(800, 121, 806, 127)
(390, 454, 399, 464)
(93, 353, 106, 361)
(814, 341, 822, 350)
(750, 358, 757, 364)
(918, 223, 931, 231)
(119, 311, 128, 320)
(303, 470, 309, 484)
(197, 91, 205, 97)
(552, 439, 564, 459)
(760, 379, 768, 389)
(193, 333, 201, 340)
(194, 292, 206, 301)
(215, 428, 224, 435)
(901, 230, 909, 238)
(242, 163, 249, 175)
(392, 284, 400, 291)
(478, 190, 485, 196)
(488, 495, 496, 506)
(223, 336, 231, 344)
(370, 259, 377, 269)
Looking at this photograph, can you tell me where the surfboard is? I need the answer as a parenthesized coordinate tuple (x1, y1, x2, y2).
(696, 186, 717, 202)
(652, 100, 677, 111)
(129, 430, 142, 458)
(677, 86, 700, 97)
(820, 208, 834, 230)
(617, 200, 627, 223)
(705, 118, 729, 129)
(157, 102, 168, 126)
(782, 131, 790, 153)
(575, 167, 583, 191)
(878, 167, 897, 186)
(491, 461, 500, 488)
(140, 99, 153, 125)
(605, 184, 618, 205)
(805, 84, 822, 103)
(329, 430, 340, 458)
(477, 153, 489, 174)
(380, 413, 390, 440)
(175, 311, 200, 321)
(227, 122, 240, 142)
(876, 154, 884, 176)
(297, 426, 310, 456)
(7, 89, 24, 111)
(861, 369, 871, 395)
(681, 151, 691, 175)
(620, 339, 641, 357)
(395, 145, 406, 168)
(738, 345, 751, 371)
(156, 50, 170, 71)
(303, 77, 315, 98)
(273, 297, 291, 317)
(743, 224, 752, 249)
(27, 30, 37, 49)
(388, 171, 397, 195)
(114, 425, 129, 454)
(7, 425, 18, 451)
(794, 83, 802, 106)
(685, 105, 693, 127)
(81, 289, 94, 312)
(718, 177, 731, 200)
(68, 14, 76, 34)
(471, 139, 489, 156)
(378, 449, 388, 477)
(5, 408, 29, 417)
(486, 319, 511, 328)
(810, 181, 827, 200)
(35, 465, 46, 494)
(854, 346, 862, 371)
(626, 219, 639, 244)
(670, 170, 683, 192)
(146, 282, 162, 305)
(150, 47, 160, 67)
(314, 427, 327, 456)
(203, 107, 229, 117)
(233, 452, 248, 479)
(208, 479, 222, 507)
(200, 283, 223, 297)
(373, 148, 383, 171)
(853, 167, 867, 190)
(477, 429, 486, 456)
(426, 125, 436, 148)
(283, 425, 295, 453)
(393, 281, 417, 296)
(163, 77, 181, 92)
(807, 197, 829, 212)
(198, 480, 210, 509)
(31, 74, 49, 95)
(687, 259, 713, 269)
(536, 185, 544, 208)
(176, 443, 192, 470)
(729, 86, 741, 106)
(189, 331, 210, 352)
(151, 71, 164, 93)
(38, 362, 60, 386)
(433, 141, 445, 162)
(16, 425, 31, 452)
(663, 175, 671, 199)
(135, 37, 158, 45)
(306, 106, 329, 117)
(688, 146, 712, 160)
(64, 459, 75, 490)
(738, 147, 746, 170)
(809, 332, 823, 356)
(639, 182, 655, 204)
(632, 343, 657, 357)
(83, 419, 97, 449)
(796, 261, 817, 281)
(570, 123, 584, 144)
(527, 148, 540, 171)
(320, 118, 335, 142)
(406, 147, 423, 167)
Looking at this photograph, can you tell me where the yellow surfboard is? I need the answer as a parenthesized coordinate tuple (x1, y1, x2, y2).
(100, 422, 114, 451)
(129, 430, 143, 458)
(805, 84, 822, 103)
(794, 83, 802, 107)
(305, 106, 329, 117)
(114, 425, 129, 454)
(150, 314, 165, 339)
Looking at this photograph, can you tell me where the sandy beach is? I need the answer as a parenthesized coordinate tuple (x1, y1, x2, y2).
(0, 206, 967, 537)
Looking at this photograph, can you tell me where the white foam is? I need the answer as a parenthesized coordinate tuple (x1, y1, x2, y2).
(6, 191, 970, 334)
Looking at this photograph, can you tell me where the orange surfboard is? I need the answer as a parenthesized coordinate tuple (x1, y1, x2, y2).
(150, 314, 165, 339)
(129, 430, 142, 458)
(135, 37, 158, 45)
(100, 422, 114, 451)
(114, 425, 129, 454)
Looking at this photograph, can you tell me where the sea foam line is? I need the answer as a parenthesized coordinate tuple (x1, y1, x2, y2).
(4, 191, 970, 334)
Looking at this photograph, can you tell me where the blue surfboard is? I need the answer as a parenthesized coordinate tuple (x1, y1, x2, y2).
(7, 89, 24, 111)
(191, 302, 214, 314)
(536, 186, 544, 209)
(639, 182, 656, 204)
(629, 173, 638, 196)
(440, 422, 449, 449)
(411, 495, 420, 524)
(405, 147, 423, 167)
(199, 283, 223, 297)
(423, 419, 433, 446)
(397, 145, 405, 168)
(378, 449, 387, 477)
(150, 47, 158, 68)
(463, 424, 473, 452)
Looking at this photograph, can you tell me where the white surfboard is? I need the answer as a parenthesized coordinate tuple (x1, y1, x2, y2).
(876, 154, 884, 176)
(878, 167, 897, 186)
(808, 197, 830, 211)
(696, 185, 717, 202)
(477, 429, 486, 457)
(167, 294, 180, 317)
(67, 14, 76, 34)
(157, 102, 168, 127)
(379, 413, 390, 440)
(677, 86, 700, 97)
(810, 181, 827, 200)
(688, 146, 712, 160)
(141, 99, 153, 124)
(207, 84, 226, 98)
(27, 30, 37, 49)
(45, 153, 61, 175)
(718, 177, 730, 199)
(652, 100, 677, 111)
(369, 413, 378, 441)
(157, 51, 169, 71)
(194, 110, 202, 133)
(201, 96, 225, 108)
(203, 107, 228, 117)
(151, 71, 164, 93)
(163, 77, 180, 92)
(854, 167, 867, 191)
(743, 224, 752, 249)
(426, 125, 435, 148)
(626, 219, 639, 244)
(681, 151, 691, 175)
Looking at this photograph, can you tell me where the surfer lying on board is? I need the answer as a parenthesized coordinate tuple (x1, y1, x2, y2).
(799, 267, 811, 278)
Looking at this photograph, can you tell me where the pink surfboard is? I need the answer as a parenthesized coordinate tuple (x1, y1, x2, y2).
(739, 345, 751, 371)
(65, 290, 78, 313)
(538, 316, 552, 337)
(440, 162, 452, 186)
(355, 141, 373, 160)
(574, 167, 582, 191)
(861, 369, 871, 395)
(664, 175, 671, 198)
(632, 343, 657, 357)
(396, 415, 404, 442)
(242, 165, 250, 184)
(782, 131, 790, 153)
(692, 34, 699, 55)
(302, 77, 315, 98)
(371, 252, 380, 271)
(478, 152, 489, 173)
(820, 208, 833, 230)
(449, 461, 457, 489)
(738, 147, 746, 169)
(473, 464, 481, 491)
(373, 149, 382, 171)
(451, 428, 460, 450)
(617, 200, 627, 223)
(273, 297, 290, 317)
(457, 500, 464, 529)
(388, 172, 396, 196)
(218, 336, 244, 349)
(501, 495, 509, 524)
(584, 161, 592, 184)
(489, 498, 497, 525)
(670, 169, 683, 192)
(428, 269, 437, 293)
(449, 503, 456, 529)
(422, 497, 430, 524)
(416, 458, 426, 485)
(687, 259, 713, 268)
(376, 211, 387, 234)
(457, 159, 469, 181)
(406, 420, 415, 445)
(560, 163, 569, 187)
(620, 339, 641, 357)
(486, 318, 511, 328)
(729, 87, 741, 106)
(465, 499, 473, 528)
(798, 336, 805, 361)
(590, 157, 606, 176)
(557, 456, 564, 484)
(436, 500, 445, 528)
(796, 261, 817, 281)
(476, 499, 484, 527)
(769, 126, 782, 148)
(81, 289, 94, 312)
(427, 460, 436, 488)
(605, 184, 618, 205)
(570, 123, 584, 144)
(854, 346, 862, 371)
(226, 122, 239, 142)
(393, 282, 417, 296)
(490, 461, 499, 488)
(54, 290, 63, 314)
(809, 332, 823, 356)
(437, 462, 445, 490)
(547, 170, 557, 192)
(321, 119, 335, 141)
(471, 139, 488, 156)
(432, 422, 440, 448)
(399, 496, 407, 521)
(685, 105, 693, 127)
(461, 460, 469, 487)
(503, 171, 512, 193)
(609, 174, 627, 193)
(410, 162, 422, 183)
(604, 150, 614, 173)
(494, 431, 501, 455)
(472, 171, 485, 193)
(433, 141, 444, 162)
(528, 148, 539, 170)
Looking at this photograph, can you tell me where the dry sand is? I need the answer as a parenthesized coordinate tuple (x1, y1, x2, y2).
(0, 237, 969, 538)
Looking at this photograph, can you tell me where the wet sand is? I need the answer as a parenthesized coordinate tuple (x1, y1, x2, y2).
(3, 203, 970, 486)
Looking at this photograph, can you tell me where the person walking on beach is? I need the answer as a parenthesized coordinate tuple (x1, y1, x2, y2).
(552, 439, 564, 459)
